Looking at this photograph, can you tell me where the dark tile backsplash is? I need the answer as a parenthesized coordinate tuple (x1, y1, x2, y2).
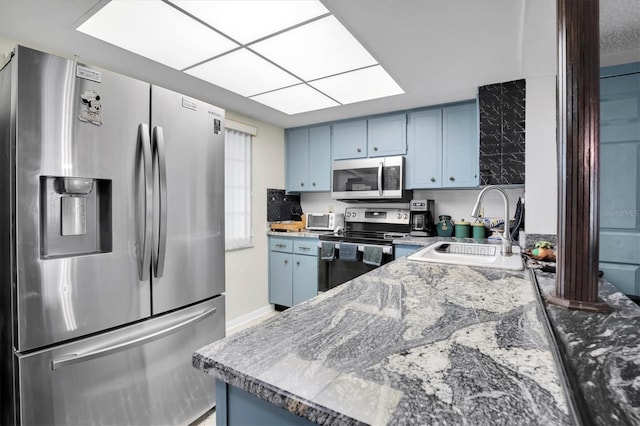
(479, 79, 526, 185)
(267, 189, 302, 222)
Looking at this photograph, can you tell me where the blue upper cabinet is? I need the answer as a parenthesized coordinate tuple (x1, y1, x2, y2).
(442, 102, 479, 187)
(406, 108, 442, 188)
(308, 126, 331, 190)
(285, 125, 331, 192)
(367, 113, 407, 157)
(286, 128, 310, 192)
(332, 119, 367, 159)
(406, 102, 478, 189)
(331, 114, 407, 160)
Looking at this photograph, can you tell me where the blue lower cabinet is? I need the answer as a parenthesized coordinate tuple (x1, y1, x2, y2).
(293, 254, 318, 305)
(269, 251, 293, 306)
(216, 380, 316, 426)
(394, 244, 420, 259)
(269, 237, 318, 307)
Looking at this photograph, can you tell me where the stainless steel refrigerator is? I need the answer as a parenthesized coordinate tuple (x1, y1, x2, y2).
(0, 45, 225, 425)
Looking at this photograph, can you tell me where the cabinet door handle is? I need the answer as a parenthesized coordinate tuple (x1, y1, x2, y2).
(296, 261, 300, 266)
(430, 177, 436, 182)
(357, 148, 362, 153)
(275, 244, 286, 248)
(299, 246, 311, 251)
(449, 176, 455, 182)
(373, 146, 378, 152)
(284, 260, 288, 264)
(312, 182, 316, 186)
(300, 182, 304, 187)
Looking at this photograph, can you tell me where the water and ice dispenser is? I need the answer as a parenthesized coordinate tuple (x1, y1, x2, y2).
(40, 176, 112, 258)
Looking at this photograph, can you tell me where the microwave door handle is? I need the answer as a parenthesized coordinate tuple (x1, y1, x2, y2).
(377, 161, 383, 196)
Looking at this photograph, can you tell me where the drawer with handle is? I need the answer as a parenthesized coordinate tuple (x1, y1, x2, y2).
(294, 239, 317, 256)
(269, 238, 293, 253)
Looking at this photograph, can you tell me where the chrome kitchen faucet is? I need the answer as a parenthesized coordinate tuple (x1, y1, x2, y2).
(470, 186, 513, 256)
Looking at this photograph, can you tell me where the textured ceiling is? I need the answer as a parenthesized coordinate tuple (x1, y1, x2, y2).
(600, 0, 640, 53)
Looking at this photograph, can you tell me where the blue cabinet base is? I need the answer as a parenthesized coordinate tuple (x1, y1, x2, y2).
(215, 379, 316, 426)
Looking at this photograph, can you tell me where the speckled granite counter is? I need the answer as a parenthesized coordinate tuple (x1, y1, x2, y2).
(534, 271, 640, 425)
(194, 258, 571, 425)
(267, 230, 332, 238)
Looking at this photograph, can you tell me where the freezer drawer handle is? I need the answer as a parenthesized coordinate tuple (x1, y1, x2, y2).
(50, 306, 217, 370)
(152, 126, 168, 278)
(136, 123, 153, 281)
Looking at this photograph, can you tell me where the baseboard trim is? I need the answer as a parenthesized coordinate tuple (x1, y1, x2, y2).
(226, 304, 275, 334)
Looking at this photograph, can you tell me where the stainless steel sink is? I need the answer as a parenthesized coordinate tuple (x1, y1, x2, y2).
(407, 241, 524, 270)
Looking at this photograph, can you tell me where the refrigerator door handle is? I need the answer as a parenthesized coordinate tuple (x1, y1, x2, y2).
(50, 306, 217, 370)
(137, 123, 153, 281)
(152, 126, 167, 278)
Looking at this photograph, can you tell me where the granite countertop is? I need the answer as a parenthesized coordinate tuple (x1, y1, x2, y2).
(534, 271, 640, 425)
(194, 258, 571, 425)
(267, 230, 333, 238)
(392, 235, 504, 247)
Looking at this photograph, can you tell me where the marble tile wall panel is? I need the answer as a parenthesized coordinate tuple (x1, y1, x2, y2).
(479, 79, 526, 185)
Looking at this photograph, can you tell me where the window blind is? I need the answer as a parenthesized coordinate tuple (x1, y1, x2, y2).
(225, 128, 252, 250)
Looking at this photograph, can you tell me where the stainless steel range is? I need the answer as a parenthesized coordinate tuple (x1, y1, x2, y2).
(318, 207, 410, 292)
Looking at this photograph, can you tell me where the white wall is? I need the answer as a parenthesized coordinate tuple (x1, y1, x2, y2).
(301, 188, 523, 230)
(601, 48, 640, 67)
(521, 0, 558, 235)
(225, 111, 284, 323)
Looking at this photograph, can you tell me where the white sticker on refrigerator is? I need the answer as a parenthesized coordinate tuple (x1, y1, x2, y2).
(76, 65, 102, 83)
(182, 98, 197, 111)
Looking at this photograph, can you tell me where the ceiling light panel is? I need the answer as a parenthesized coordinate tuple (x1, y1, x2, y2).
(251, 15, 378, 81)
(250, 84, 339, 115)
(186, 48, 301, 97)
(169, 0, 329, 44)
(310, 65, 404, 104)
(77, 0, 238, 70)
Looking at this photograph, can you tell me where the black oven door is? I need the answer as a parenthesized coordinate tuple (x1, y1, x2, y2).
(317, 243, 394, 292)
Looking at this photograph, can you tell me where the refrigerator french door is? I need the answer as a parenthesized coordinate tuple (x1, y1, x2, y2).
(0, 45, 225, 425)
(150, 86, 225, 314)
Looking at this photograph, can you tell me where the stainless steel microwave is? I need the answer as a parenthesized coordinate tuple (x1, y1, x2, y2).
(331, 156, 411, 201)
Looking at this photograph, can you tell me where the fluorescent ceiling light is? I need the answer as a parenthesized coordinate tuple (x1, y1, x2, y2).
(169, 0, 329, 45)
(77, 0, 238, 70)
(251, 85, 339, 115)
(186, 49, 301, 97)
(310, 66, 404, 104)
(77, 1, 404, 115)
(251, 15, 377, 81)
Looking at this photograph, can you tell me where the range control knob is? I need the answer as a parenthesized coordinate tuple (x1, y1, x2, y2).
(352, 212, 357, 217)
(346, 212, 352, 217)
(403, 214, 409, 219)
(397, 214, 402, 219)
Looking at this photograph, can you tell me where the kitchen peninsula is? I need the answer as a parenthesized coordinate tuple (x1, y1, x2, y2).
(194, 256, 572, 425)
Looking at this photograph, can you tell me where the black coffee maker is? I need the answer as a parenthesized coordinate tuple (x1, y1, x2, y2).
(409, 199, 435, 236)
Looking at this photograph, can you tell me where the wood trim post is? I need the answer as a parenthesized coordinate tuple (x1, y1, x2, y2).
(550, 0, 609, 312)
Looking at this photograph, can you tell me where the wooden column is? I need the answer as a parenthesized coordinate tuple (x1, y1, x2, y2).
(550, 0, 609, 312)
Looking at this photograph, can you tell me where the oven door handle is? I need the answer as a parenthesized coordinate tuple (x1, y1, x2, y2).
(377, 161, 383, 196)
(317, 241, 393, 255)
